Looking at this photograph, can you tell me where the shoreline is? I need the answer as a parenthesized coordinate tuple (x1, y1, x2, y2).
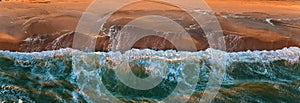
(0, 0, 299, 52)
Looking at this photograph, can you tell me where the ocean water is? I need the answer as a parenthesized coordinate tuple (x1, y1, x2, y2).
(0, 47, 299, 103)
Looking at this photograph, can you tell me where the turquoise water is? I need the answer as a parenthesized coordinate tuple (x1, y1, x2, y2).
(0, 47, 299, 103)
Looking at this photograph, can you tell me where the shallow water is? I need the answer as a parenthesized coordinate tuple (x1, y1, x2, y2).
(0, 47, 299, 103)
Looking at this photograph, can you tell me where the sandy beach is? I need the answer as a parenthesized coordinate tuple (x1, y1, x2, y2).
(0, 0, 299, 52)
(0, 1, 300, 103)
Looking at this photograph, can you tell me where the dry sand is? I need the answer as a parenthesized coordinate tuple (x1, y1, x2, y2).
(0, 0, 299, 52)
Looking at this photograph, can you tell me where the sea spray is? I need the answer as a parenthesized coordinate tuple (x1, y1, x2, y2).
(0, 47, 299, 102)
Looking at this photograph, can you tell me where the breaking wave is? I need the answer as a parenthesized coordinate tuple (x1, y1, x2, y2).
(0, 47, 299, 102)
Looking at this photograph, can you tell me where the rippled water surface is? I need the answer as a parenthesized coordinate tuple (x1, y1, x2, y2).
(0, 47, 299, 103)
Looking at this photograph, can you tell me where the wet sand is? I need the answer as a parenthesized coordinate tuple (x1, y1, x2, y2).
(0, 0, 300, 52)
